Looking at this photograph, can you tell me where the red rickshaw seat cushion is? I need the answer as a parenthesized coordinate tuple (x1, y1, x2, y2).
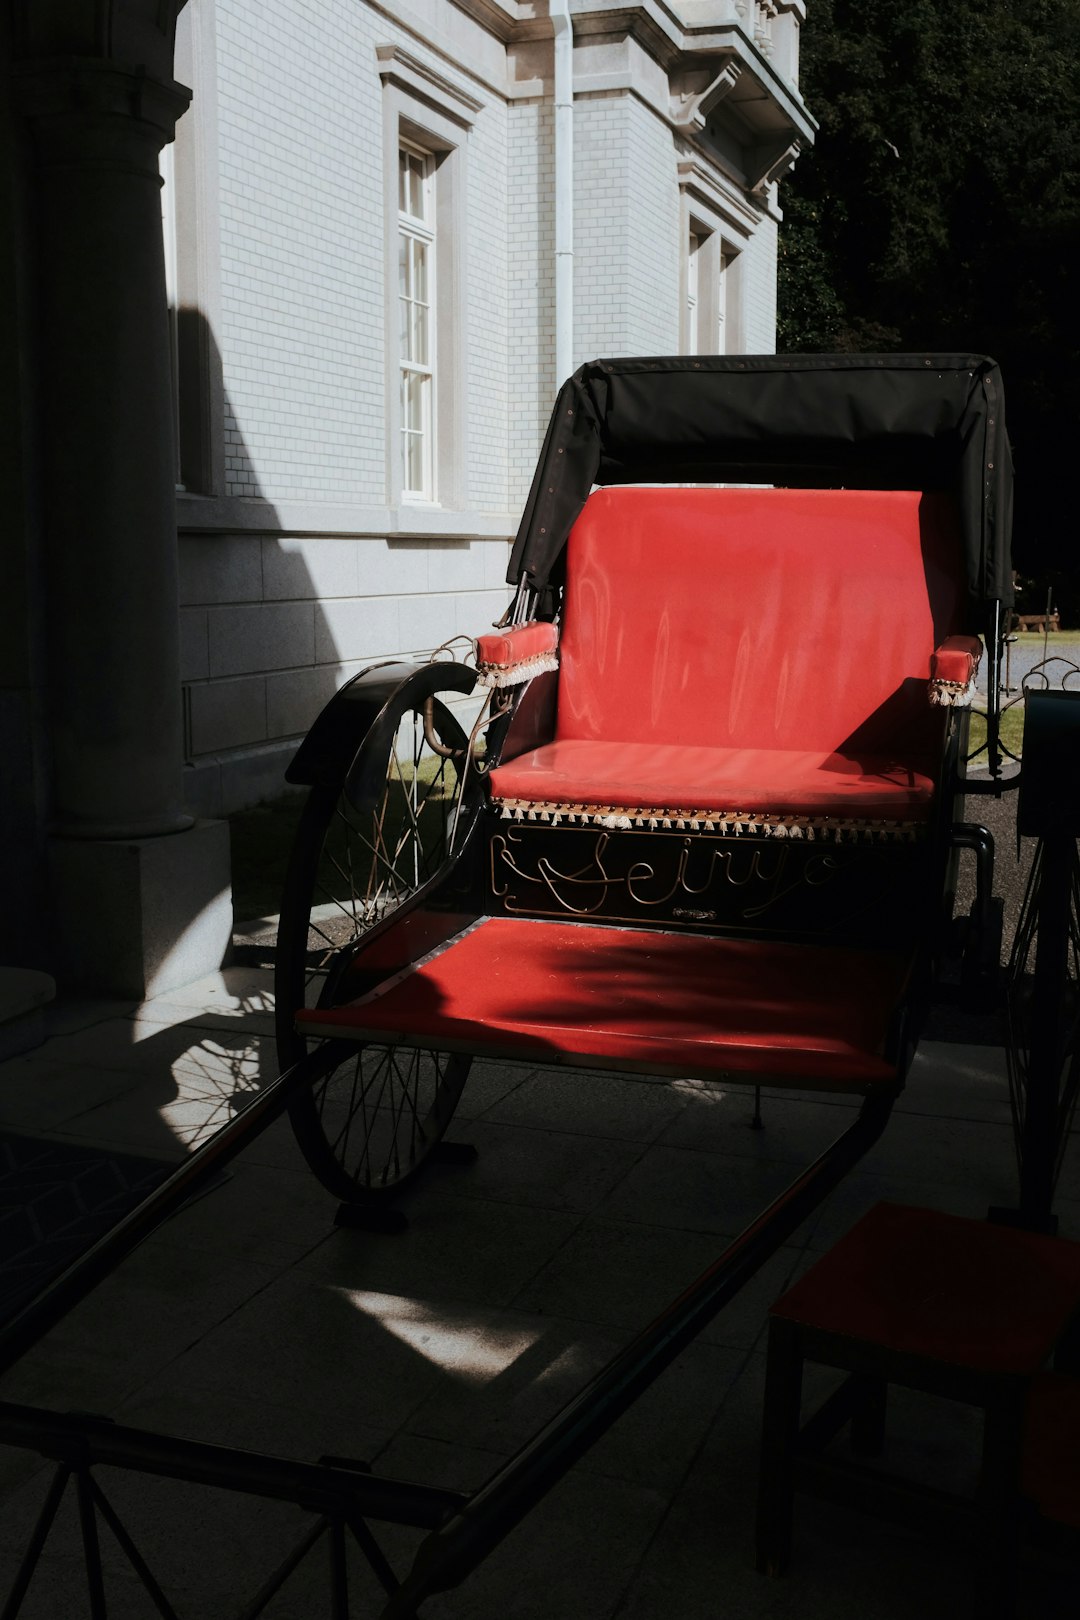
(488, 486, 964, 819)
(488, 739, 935, 820)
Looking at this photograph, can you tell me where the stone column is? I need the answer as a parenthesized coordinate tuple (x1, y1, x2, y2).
(19, 58, 191, 838)
(15, 56, 232, 996)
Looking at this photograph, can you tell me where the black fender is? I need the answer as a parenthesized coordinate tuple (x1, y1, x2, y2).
(285, 660, 478, 789)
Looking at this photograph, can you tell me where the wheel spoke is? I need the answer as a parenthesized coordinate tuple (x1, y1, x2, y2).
(278, 697, 471, 1202)
(384, 1046, 426, 1182)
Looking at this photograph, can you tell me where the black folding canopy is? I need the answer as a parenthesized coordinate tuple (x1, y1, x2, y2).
(509, 354, 1014, 615)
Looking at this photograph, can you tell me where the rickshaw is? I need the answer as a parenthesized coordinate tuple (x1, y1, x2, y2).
(273, 354, 1011, 1226)
(0, 355, 1021, 1617)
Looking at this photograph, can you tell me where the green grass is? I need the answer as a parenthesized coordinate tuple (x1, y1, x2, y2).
(967, 703, 1025, 764)
(967, 631, 1080, 765)
(228, 754, 459, 925)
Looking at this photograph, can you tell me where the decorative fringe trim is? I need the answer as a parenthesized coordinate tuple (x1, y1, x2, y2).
(494, 799, 927, 843)
(476, 653, 560, 689)
(929, 677, 977, 708)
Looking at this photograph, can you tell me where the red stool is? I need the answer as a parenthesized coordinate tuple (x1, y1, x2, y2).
(1023, 1372, 1080, 1532)
(1015, 1375, 1080, 1608)
(756, 1203, 1080, 1617)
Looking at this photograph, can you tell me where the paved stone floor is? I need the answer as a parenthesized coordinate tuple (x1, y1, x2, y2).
(0, 969, 1078, 1618)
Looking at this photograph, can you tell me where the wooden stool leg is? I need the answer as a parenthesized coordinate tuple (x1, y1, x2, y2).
(1053, 1308, 1080, 1375)
(756, 1318, 804, 1577)
(973, 1392, 1025, 1620)
(849, 1373, 888, 1458)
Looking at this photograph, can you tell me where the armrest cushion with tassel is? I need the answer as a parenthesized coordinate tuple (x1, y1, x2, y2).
(476, 622, 559, 688)
(929, 635, 983, 706)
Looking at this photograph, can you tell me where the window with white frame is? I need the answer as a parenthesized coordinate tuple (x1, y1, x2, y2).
(686, 230, 700, 354)
(716, 250, 729, 354)
(398, 142, 436, 500)
(683, 217, 739, 355)
(379, 46, 480, 510)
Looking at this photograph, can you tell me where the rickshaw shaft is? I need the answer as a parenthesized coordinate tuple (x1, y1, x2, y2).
(384, 1090, 896, 1613)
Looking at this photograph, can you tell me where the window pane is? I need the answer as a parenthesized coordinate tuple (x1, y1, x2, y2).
(401, 369, 430, 496)
(687, 231, 700, 353)
(397, 236, 430, 365)
(411, 237, 427, 306)
(411, 301, 429, 366)
(404, 430, 423, 492)
(399, 149, 408, 213)
(404, 370, 425, 432)
(401, 150, 428, 221)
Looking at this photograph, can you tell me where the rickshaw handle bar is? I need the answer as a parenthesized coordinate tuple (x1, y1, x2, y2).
(383, 1088, 896, 1613)
(0, 1400, 465, 1529)
(0, 1041, 356, 1379)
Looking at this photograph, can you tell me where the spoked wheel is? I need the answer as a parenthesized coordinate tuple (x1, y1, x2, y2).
(291, 1040, 472, 1204)
(276, 681, 475, 1202)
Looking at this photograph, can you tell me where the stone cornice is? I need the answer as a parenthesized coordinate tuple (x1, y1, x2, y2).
(12, 56, 191, 144)
(376, 43, 485, 125)
(670, 58, 741, 133)
(176, 494, 516, 541)
(516, 3, 813, 143)
(744, 134, 801, 190)
(450, 0, 528, 42)
(677, 153, 763, 235)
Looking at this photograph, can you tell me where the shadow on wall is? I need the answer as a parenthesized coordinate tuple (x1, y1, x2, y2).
(176, 312, 501, 832)
(176, 310, 347, 824)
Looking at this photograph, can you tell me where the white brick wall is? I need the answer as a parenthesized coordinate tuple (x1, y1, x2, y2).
(179, 5, 796, 815)
(215, 0, 513, 509)
(179, 531, 512, 813)
(574, 96, 633, 362)
(624, 98, 681, 355)
(740, 209, 779, 354)
(467, 98, 511, 514)
(216, 0, 386, 503)
(508, 97, 556, 513)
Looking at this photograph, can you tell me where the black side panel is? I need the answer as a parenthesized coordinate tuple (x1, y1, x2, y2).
(1018, 689, 1080, 838)
(488, 821, 935, 949)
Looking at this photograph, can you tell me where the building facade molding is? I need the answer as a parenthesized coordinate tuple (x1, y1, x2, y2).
(13, 55, 191, 152)
(677, 152, 762, 237)
(177, 495, 517, 540)
(376, 43, 485, 127)
(12, 0, 186, 81)
(670, 58, 741, 132)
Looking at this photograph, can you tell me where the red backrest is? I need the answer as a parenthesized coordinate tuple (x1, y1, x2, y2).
(555, 487, 965, 758)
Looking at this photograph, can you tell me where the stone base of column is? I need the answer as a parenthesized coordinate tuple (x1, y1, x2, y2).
(0, 969, 57, 1060)
(49, 821, 233, 1000)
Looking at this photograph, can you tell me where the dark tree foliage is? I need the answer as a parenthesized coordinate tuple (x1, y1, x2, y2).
(778, 0, 1080, 575)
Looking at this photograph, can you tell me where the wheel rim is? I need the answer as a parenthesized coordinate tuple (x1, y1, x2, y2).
(302, 1041, 470, 1196)
(276, 690, 474, 1201)
(296, 698, 469, 1025)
